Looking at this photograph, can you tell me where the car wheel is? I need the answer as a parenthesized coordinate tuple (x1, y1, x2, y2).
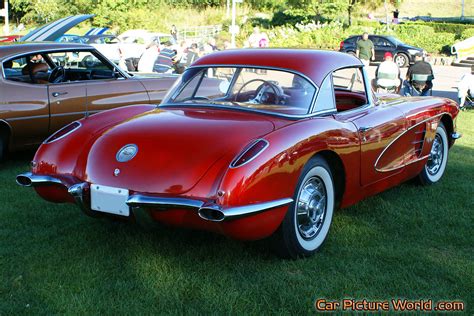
(271, 156, 335, 258)
(395, 53, 409, 67)
(418, 123, 449, 185)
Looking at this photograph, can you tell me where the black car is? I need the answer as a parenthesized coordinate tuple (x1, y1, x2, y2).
(339, 35, 425, 67)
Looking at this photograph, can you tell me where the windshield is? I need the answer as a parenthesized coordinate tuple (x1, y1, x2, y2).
(161, 66, 317, 116)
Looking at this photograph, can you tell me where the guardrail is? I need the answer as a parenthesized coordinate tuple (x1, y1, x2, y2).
(451, 36, 474, 61)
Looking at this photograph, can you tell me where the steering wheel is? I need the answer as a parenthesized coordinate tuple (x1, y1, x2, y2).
(49, 66, 65, 83)
(235, 79, 285, 104)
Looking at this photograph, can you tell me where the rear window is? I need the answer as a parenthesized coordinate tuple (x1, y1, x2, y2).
(162, 66, 317, 116)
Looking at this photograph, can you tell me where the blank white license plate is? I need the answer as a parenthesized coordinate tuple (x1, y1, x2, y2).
(90, 184, 130, 216)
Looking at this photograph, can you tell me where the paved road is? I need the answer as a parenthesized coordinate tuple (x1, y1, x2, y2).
(366, 64, 472, 102)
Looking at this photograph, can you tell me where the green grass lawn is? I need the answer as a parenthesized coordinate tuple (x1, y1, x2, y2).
(0, 112, 473, 314)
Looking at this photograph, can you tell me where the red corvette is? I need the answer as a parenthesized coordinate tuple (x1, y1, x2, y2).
(17, 49, 461, 258)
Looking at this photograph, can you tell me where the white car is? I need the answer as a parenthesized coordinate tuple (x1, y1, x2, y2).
(118, 30, 177, 58)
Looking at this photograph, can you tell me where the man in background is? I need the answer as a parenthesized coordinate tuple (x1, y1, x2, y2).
(153, 41, 176, 73)
(372, 52, 401, 92)
(356, 32, 375, 67)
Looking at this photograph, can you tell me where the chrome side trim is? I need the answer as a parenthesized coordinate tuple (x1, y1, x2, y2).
(127, 193, 293, 222)
(219, 197, 294, 221)
(126, 194, 205, 209)
(374, 112, 447, 173)
(16, 172, 63, 187)
(451, 132, 462, 139)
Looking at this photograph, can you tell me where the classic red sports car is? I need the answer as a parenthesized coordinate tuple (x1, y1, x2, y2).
(17, 49, 461, 258)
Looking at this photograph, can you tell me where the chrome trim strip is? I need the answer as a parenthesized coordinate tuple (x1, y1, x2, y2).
(451, 132, 462, 139)
(16, 172, 63, 187)
(6, 114, 50, 122)
(374, 112, 447, 173)
(126, 194, 205, 209)
(127, 193, 293, 222)
(220, 198, 294, 221)
(229, 139, 269, 168)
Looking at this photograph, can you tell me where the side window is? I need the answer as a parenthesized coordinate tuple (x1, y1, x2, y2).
(3, 54, 51, 84)
(332, 67, 368, 112)
(379, 38, 393, 47)
(46, 50, 117, 82)
(313, 75, 336, 113)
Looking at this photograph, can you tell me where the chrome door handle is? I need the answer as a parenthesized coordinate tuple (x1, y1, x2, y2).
(52, 92, 68, 97)
(359, 126, 371, 132)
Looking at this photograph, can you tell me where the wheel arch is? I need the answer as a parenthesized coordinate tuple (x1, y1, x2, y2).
(0, 119, 12, 146)
(310, 150, 346, 205)
(440, 114, 454, 148)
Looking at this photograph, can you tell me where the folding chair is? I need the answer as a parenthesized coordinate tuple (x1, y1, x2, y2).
(375, 72, 400, 93)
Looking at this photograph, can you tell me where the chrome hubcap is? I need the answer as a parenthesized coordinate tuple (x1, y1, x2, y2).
(426, 134, 444, 175)
(395, 55, 405, 66)
(296, 177, 327, 240)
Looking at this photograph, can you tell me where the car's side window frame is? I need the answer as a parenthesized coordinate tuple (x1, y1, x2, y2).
(1, 48, 129, 86)
(331, 65, 377, 114)
(311, 73, 337, 114)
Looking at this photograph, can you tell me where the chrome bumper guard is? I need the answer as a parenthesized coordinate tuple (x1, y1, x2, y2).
(16, 173, 294, 222)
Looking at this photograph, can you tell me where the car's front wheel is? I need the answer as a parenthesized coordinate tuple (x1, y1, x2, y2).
(271, 156, 335, 258)
(418, 122, 449, 185)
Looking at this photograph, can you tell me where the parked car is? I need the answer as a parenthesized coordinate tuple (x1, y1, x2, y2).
(17, 49, 461, 258)
(0, 35, 21, 42)
(339, 35, 425, 67)
(82, 34, 122, 63)
(0, 42, 177, 160)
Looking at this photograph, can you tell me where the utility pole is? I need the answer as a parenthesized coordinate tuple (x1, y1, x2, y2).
(461, 0, 465, 20)
(1, 0, 8, 35)
(231, 0, 236, 48)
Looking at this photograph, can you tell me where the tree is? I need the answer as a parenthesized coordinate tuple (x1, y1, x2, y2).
(346, 0, 401, 25)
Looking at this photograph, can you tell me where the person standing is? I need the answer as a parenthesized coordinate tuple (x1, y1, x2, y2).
(170, 25, 178, 41)
(356, 32, 375, 67)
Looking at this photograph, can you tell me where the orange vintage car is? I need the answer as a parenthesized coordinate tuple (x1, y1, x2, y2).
(0, 42, 177, 160)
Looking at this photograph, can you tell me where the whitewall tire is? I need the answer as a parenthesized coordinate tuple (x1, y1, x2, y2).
(271, 156, 335, 258)
(418, 123, 449, 185)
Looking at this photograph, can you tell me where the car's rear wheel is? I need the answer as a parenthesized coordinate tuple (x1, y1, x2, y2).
(394, 53, 409, 67)
(418, 123, 449, 185)
(271, 156, 335, 258)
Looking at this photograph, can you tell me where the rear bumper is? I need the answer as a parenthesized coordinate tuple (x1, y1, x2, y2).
(16, 172, 293, 223)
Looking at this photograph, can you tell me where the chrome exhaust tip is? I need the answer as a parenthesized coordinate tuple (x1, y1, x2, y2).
(16, 174, 33, 187)
(198, 207, 225, 222)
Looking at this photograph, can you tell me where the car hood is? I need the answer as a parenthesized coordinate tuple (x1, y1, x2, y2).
(21, 15, 94, 42)
(85, 107, 277, 195)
